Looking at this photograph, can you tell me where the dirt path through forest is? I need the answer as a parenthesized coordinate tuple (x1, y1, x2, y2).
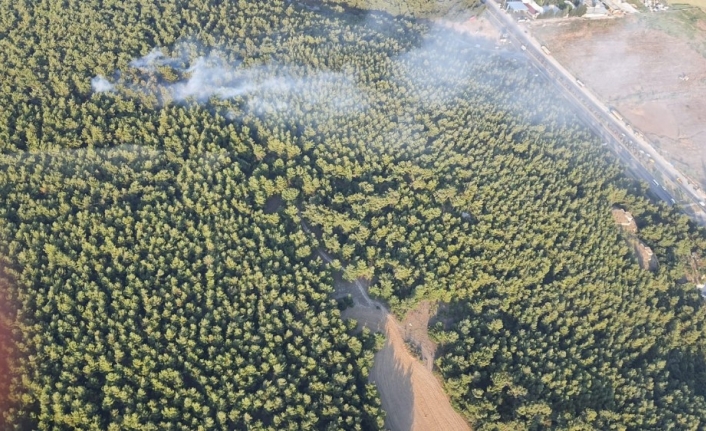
(344, 306, 470, 431)
(302, 218, 469, 430)
(330, 266, 468, 430)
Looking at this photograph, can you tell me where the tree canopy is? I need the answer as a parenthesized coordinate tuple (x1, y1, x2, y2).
(1, 0, 705, 430)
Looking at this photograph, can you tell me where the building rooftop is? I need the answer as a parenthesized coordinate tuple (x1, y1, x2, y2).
(522, 0, 544, 14)
(507, 1, 529, 11)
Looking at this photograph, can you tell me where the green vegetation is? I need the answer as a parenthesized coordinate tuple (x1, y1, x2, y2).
(324, 0, 480, 17)
(435, 194, 706, 429)
(641, 7, 706, 57)
(670, 1, 706, 12)
(1, 0, 706, 430)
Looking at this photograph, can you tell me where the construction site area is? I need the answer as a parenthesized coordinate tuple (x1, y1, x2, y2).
(531, 9, 706, 188)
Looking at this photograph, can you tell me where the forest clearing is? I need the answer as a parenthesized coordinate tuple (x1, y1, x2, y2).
(342, 296, 470, 431)
(325, 243, 469, 431)
(611, 208, 659, 270)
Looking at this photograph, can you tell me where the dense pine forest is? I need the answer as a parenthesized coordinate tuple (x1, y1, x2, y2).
(1, 0, 705, 430)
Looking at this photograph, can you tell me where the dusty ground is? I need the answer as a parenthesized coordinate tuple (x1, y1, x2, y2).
(532, 10, 706, 185)
(323, 236, 469, 431)
(611, 208, 638, 232)
(400, 300, 438, 372)
(629, 237, 659, 270)
(343, 305, 470, 431)
(670, 0, 706, 10)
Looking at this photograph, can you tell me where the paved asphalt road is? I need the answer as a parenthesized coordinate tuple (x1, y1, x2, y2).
(483, 0, 706, 225)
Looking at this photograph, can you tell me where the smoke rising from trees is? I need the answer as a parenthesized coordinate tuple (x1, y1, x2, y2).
(92, 47, 370, 115)
(91, 76, 114, 93)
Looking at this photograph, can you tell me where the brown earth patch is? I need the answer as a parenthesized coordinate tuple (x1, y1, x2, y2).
(400, 300, 438, 372)
(630, 237, 659, 270)
(624, 101, 679, 142)
(317, 228, 469, 431)
(611, 207, 638, 233)
(342, 303, 469, 431)
(611, 208, 658, 270)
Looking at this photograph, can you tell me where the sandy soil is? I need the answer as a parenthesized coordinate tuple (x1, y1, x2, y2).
(532, 12, 706, 185)
(400, 300, 437, 372)
(629, 236, 658, 270)
(611, 208, 638, 233)
(343, 305, 470, 431)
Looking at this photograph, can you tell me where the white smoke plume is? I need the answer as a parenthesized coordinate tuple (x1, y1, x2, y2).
(91, 76, 115, 93)
(167, 55, 286, 102)
(129, 48, 168, 70)
(91, 46, 370, 116)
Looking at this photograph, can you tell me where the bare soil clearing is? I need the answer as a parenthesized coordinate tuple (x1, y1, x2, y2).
(672, 0, 706, 9)
(334, 274, 467, 431)
(305, 201, 469, 430)
(611, 208, 658, 270)
(611, 208, 638, 233)
(343, 304, 470, 431)
(532, 12, 706, 185)
(400, 300, 438, 372)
